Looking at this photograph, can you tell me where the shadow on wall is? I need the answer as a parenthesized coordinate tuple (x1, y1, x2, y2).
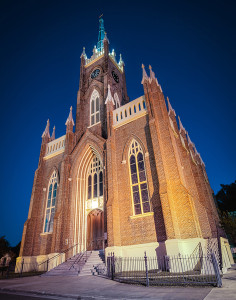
(144, 116, 167, 243)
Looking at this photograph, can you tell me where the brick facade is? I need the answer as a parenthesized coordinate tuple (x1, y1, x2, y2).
(19, 21, 220, 260)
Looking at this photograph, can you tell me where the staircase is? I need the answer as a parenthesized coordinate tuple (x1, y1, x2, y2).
(42, 252, 90, 277)
(79, 250, 105, 276)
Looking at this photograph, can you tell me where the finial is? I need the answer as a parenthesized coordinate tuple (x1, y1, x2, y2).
(51, 126, 55, 140)
(80, 47, 87, 59)
(167, 97, 176, 116)
(141, 64, 149, 84)
(119, 54, 124, 66)
(42, 119, 50, 139)
(105, 84, 115, 105)
(65, 106, 75, 126)
(149, 65, 156, 82)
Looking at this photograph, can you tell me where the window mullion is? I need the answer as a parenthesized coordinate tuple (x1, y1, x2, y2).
(135, 153, 143, 215)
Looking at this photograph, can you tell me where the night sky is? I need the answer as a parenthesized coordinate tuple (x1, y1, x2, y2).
(1, 0, 235, 246)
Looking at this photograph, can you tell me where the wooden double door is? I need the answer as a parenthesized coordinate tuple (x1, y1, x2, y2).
(87, 209, 104, 250)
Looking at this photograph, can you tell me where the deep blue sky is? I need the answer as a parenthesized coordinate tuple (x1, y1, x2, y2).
(0, 0, 235, 246)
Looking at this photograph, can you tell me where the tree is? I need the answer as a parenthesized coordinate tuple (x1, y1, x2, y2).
(219, 211, 236, 245)
(215, 180, 236, 212)
(0, 236, 10, 258)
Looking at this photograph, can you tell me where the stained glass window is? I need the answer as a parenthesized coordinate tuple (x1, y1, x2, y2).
(90, 90, 100, 126)
(129, 140, 151, 215)
(44, 171, 58, 233)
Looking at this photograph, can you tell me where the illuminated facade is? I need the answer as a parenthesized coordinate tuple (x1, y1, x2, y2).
(18, 18, 232, 269)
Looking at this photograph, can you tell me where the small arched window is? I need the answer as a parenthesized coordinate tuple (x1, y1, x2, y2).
(90, 90, 100, 126)
(44, 171, 58, 233)
(134, 106, 136, 113)
(128, 140, 150, 215)
(143, 100, 146, 109)
(138, 103, 141, 111)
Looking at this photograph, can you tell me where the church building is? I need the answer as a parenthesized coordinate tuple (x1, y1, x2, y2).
(17, 18, 232, 271)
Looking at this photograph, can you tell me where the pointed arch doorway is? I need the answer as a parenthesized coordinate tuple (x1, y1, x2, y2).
(73, 145, 104, 253)
(87, 209, 104, 250)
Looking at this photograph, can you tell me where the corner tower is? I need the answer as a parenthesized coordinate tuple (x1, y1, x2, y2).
(75, 17, 129, 139)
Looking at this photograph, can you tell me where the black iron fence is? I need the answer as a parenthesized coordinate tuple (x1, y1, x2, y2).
(106, 251, 222, 287)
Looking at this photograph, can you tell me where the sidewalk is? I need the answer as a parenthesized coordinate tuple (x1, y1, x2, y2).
(204, 264, 236, 300)
(0, 266, 235, 300)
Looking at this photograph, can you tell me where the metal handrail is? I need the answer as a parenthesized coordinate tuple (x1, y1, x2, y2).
(38, 242, 81, 267)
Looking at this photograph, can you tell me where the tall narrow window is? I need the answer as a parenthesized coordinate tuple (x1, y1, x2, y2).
(86, 155, 103, 211)
(90, 90, 100, 126)
(44, 171, 58, 233)
(99, 171, 103, 196)
(129, 140, 151, 215)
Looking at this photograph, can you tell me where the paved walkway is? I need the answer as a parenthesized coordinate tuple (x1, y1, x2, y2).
(0, 265, 235, 299)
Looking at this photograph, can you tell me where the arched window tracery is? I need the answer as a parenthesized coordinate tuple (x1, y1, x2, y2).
(128, 140, 151, 215)
(44, 171, 58, 233)
(90, 90, 100, 126)
(87, 156, 103, 211)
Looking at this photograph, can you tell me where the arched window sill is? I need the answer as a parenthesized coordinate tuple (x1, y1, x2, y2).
(130, 212, 153, 219)
(88, 121, 101, 128)
(40, 232, 53, 236)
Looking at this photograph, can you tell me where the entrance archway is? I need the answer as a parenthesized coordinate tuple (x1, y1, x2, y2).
(87, 209, 104, 250)
(72, 144, 104, 254)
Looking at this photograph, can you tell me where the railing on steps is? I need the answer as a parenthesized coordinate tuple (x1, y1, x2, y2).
(38, 242, 82, 272)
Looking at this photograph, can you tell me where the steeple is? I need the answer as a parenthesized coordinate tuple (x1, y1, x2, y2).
(97, 15, 105, 52)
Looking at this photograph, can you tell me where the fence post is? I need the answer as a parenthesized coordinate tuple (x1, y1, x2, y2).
(111, 252, 114, 280)
(211, 252, 222, 287)
(144, 251, 149, 287)
(21, 259, 24, 276)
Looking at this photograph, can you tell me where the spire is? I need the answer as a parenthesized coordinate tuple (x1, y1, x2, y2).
(42, 119, 50, 139)
(141, 64, 149, 84)
(65, 106, 75, 126)
(105, 84, 115, 105)
(167, 97, 176, 116)
(97, 16, 105, 52)
(51, 126, 55, 140)
(178, 116, 186, 134)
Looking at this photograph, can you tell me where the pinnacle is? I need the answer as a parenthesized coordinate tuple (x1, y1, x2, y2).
(167, 97, 176, 116)
(141, 64, 149, 84)
(42, 119, 50, 139)
(65, 106, 75, 126)
(105, 84, 115, 105)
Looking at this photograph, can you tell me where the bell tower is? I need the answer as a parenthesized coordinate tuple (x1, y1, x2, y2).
(75, 17, 129, 139)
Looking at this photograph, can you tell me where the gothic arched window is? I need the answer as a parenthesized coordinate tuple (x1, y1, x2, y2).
(90, 90, 100, 126)
(129, 140, 150, 215)
(44, 171, 58, 233)
(87, 156, 103, 210)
